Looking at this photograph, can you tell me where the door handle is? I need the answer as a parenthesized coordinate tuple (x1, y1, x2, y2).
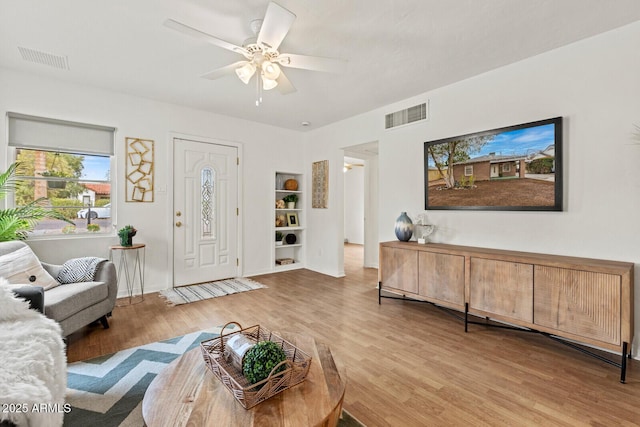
(175, 221, 182, 227)
(176, 211, 182, 217)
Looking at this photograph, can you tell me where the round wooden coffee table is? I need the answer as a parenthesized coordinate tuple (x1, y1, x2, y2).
(142, 333, 346, 426)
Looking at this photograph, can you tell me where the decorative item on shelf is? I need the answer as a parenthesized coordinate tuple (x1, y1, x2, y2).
(415, 224, 434, 244)
(275, 199, 285, 209)
(285, 233, 297, 245)
(286, 212, 299, 227)
(284, 178, 298, 191)
(283, 194, 298, 209)
(118, 225, 137, 247)
(275, 231, 284, 246)
(276, 258, 294, 265)
(412, 212, 435, 244)
(394, 212, 413, 242)
(275, 214, 286, 227)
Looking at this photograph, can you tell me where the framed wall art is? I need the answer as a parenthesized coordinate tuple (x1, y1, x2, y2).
(312, 160, 329, 208)
(125, 137, 154, 202)
(424, 117, 563, 211)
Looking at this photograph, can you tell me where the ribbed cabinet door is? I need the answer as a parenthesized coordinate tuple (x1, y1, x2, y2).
(534, 266, 620, 345)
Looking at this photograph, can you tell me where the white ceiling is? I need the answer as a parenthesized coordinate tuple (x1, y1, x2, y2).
(1, 1, 640, 131)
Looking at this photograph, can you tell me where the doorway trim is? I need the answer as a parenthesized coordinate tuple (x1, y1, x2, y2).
(342, 141, 379, 270)
(167, 132, 244, 288)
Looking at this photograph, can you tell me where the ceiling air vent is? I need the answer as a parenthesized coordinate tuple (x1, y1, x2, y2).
(18, 47, 70, 70)
(385, 102, 428, 129)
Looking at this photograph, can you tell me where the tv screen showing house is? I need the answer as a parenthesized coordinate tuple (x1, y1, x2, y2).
(424, 117, 563, 211)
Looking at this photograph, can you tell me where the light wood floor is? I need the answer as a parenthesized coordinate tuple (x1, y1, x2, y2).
(66, 244, 640, 426)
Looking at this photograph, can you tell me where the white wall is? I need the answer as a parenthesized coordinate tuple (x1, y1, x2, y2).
(0, 68, 304, 295)
(306, 21, 640, 355)
(344, 164, 364, 244)
(363, 156, 379, 268)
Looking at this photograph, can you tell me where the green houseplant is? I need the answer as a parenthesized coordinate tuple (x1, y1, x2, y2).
(0, 162, 73, 241)
(242, 340, 288, 384)
(275, 231, 284, 246)
(118, 225, 137, 246)
(282, 194, 298, 209)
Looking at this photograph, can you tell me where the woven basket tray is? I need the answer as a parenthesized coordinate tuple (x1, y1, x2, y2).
(200, 321, 312, 409)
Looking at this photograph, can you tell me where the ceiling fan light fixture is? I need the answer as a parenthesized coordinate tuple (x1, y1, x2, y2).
(262, 75, 278, 90)
(262, 61, 281, 80)
(235, 62, 256, 84)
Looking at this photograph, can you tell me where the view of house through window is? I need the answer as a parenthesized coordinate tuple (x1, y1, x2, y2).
(14, 149, 111, 236)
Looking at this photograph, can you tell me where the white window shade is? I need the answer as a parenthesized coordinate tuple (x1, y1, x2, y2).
(7, 112, 115, 155)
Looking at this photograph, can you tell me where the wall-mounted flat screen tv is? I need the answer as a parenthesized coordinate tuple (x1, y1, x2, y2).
(424, 117, 563, 211)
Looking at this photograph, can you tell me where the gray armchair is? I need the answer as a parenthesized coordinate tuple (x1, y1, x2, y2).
(0, 241, 117, 336)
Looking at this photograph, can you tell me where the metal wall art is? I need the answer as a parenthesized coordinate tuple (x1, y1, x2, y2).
(125, 137, 154, 202)
(312, 160, 329, 208)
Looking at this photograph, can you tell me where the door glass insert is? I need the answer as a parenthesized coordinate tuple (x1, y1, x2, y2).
(201, 167, 215, 238)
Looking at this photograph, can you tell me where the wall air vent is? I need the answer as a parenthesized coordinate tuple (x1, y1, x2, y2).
(385, 102, 428, 130)
(18, 47, 70, 70)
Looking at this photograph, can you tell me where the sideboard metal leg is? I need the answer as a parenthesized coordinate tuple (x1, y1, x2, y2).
(620, 342, 628, 384)
(378, 282, 381, 304)
(464, 303, 469, 333)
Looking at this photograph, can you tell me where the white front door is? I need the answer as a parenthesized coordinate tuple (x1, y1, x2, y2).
(173, 138, 238, 286)
(490, 164, 499, 178)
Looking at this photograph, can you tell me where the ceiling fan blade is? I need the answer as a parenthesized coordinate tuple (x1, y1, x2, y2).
(277, 53, 347, 74)
(276, 71, 296, 95)
(257, 2, 296, 51)
(164, 19, 248, 56)
(200, 61, 248, 80)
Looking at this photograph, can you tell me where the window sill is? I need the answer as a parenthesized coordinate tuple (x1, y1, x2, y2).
(25, 232, 118, 241)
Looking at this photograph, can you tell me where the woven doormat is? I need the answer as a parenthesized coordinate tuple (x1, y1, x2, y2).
(159, 277, 267, 306)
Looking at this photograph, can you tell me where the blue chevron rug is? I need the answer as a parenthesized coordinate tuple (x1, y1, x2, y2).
(64, 327, 364, 427)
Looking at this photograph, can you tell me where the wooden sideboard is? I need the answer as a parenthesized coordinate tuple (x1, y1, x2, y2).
(379, 241, 634, 382)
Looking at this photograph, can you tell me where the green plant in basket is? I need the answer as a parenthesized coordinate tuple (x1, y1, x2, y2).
(243, 341, 287, 384)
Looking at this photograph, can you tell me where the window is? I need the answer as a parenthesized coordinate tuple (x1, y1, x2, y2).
(7, 113, 115, 237)
(464, 165, 473, 176)
(502, 163, 511, 172)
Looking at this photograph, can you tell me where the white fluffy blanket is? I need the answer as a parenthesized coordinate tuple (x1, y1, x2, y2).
(0, 280, 67, 427)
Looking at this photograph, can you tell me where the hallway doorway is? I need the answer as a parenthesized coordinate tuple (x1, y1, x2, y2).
(342, 141, 379, 271)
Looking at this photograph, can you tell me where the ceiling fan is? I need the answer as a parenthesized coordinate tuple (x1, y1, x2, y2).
(164, 2, 347, 105)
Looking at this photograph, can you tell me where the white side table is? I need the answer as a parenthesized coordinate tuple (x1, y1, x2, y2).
(109, 243, 146, 305)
